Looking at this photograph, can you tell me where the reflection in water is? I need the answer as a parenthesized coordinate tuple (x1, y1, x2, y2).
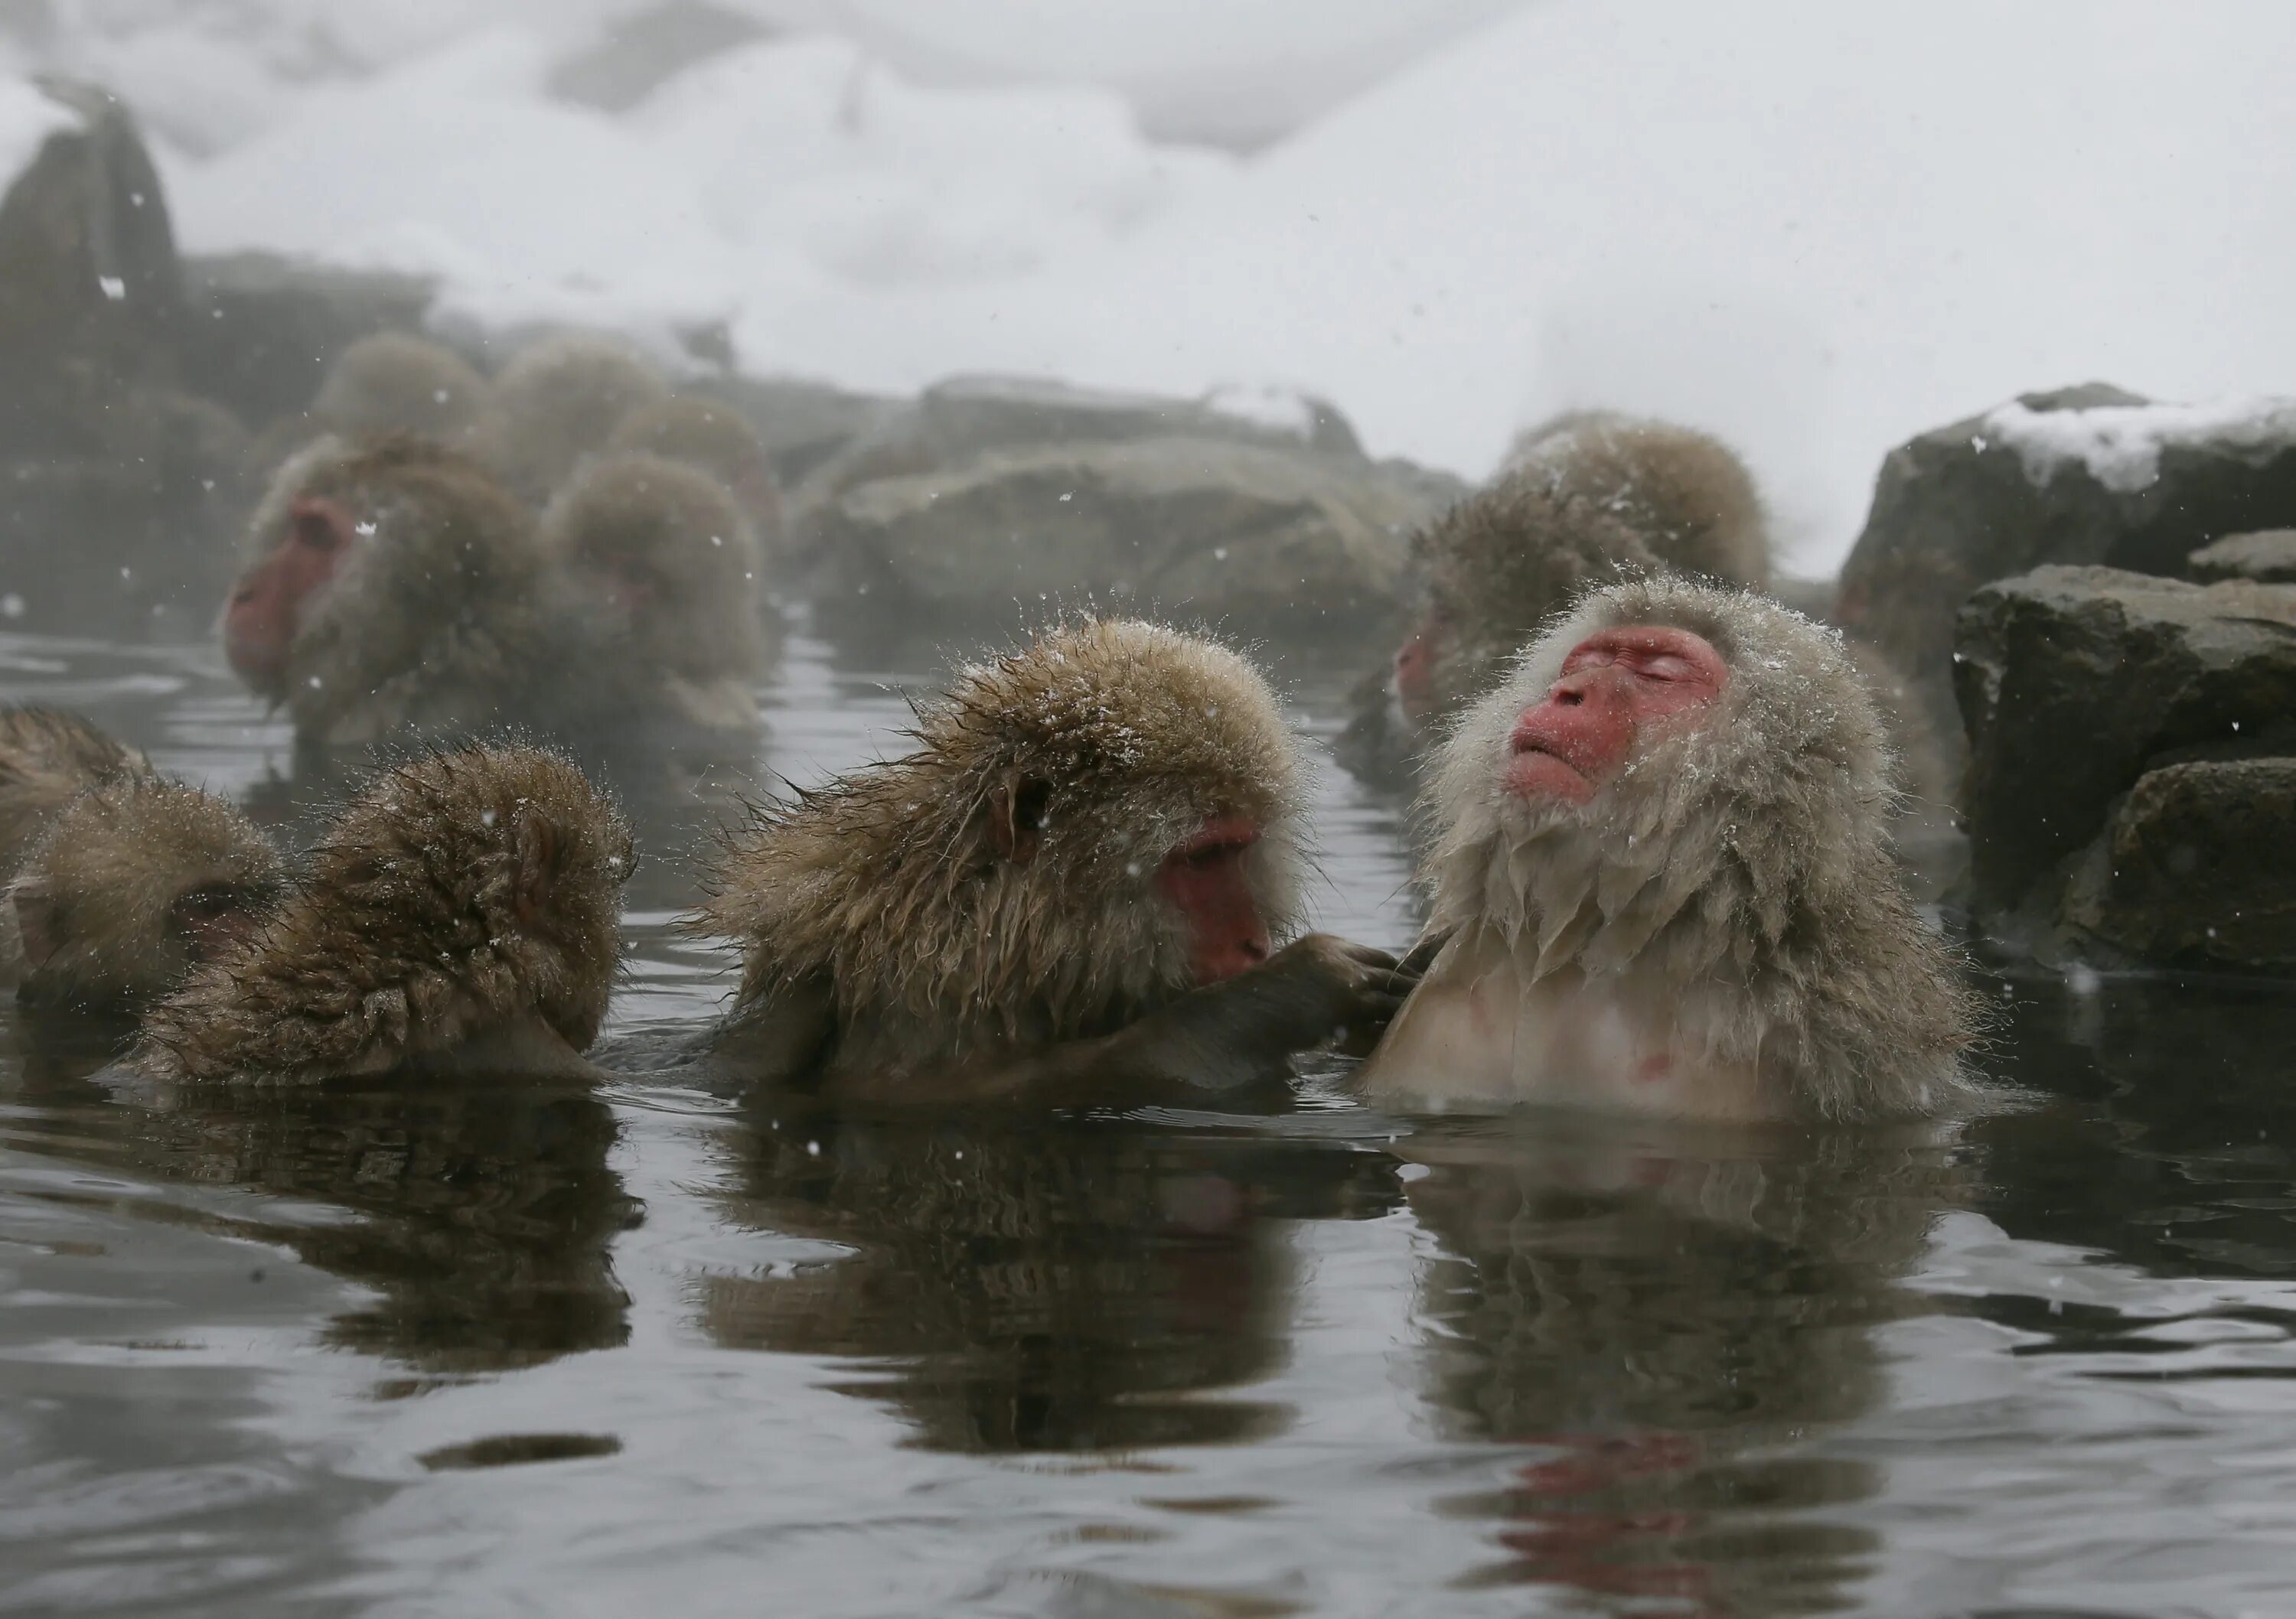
(1401, 1115, 1962, 1614)
(704, 1098, 1381, 1453)
(5, 1044, 637, 1374)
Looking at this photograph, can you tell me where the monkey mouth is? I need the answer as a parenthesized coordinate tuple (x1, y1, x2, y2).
(1505, 738, 1595, 802)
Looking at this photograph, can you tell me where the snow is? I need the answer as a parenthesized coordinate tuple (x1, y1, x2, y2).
(14, 0, 2296, 569)
(1986, 396, 2296, 495)
(0, 76, 74, 194)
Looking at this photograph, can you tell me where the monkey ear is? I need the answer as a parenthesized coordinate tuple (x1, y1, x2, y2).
(986, 775, 1052, 864)
(512, 813, 556, 924)
(12, 879, 56, 969)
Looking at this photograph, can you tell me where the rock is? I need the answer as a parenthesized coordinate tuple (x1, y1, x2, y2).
(1954, 564, 2296, 972)
(2060, 759, 2296, 972)
(0, 76, 185, 452)
(689, 374, 905, 490)
(2189, 529, 2296, 585)
(1839, 384, 2296, 750)
(809, 435, 1453, 634)
(178, 252, 441, 431)
(794, 373, 1372, 516)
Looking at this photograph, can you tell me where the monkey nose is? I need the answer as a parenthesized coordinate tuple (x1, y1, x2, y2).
(1240, 936, 1269, 964)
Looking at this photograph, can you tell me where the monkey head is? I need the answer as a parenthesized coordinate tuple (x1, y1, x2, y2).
(702, 619, 1309, 1057)
(136, 745, 634, 1084)
(541, 451, 763, 686)
(478, 331, 671, 503)
(605, 396, 784, 546)
(11, 776, 283, 1010)
(311, 333, 494, 443)
(1425, 575, 1895, 957)
(1393, 474, 1655, 733)
(220, 435, 547, 730)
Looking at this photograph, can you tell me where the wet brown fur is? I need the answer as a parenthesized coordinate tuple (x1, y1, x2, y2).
(0, 706, 146, 868)
(135, 745, 632, 1084)
(478, 332, 670, 504)
(8, 774, 282, 1009)
(1420, 415, 1771, 721)
(1385, 577, 1980, 1121)
(605, 395, 786, 553)
(230, 433, 557, 744)
(311, 332, 494, 443)
(540, 451, 766, 731)
(693, 619, 1308, 1081)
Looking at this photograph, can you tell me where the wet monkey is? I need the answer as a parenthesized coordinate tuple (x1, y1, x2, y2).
(1360, 577, 1979, 1122)
(540, 451, 768, 735)
(0, 706, 146, 868)
(478, 331, 671, 504)
(5, 773, 282, 1011)
(603, 395, 787, 558)
(135, 745, 632, 1084)
(220, 434, 558, 746)
(308, 332, 494, 444)
(695, 619, 1419, 1099)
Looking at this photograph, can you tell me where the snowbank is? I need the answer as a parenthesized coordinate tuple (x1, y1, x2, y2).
(16, 0, 2296, 569)
(1986, 396, 2296, 495)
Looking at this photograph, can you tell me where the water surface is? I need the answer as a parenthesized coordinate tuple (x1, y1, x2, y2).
(3, 627, 2294, 1617)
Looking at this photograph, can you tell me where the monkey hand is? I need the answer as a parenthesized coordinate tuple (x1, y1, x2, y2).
(1117, 933, 1424, 1086)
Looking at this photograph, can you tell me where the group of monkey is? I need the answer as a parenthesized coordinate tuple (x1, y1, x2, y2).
(0, 331, 1979, 1120)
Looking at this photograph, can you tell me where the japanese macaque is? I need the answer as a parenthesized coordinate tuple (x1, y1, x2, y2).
(540, 452, 767, 734)
(309, 332, 494, 444)
(5, 773, 282, 1011)
(135, 745, 633, 1084)
(694, 619, 1417, 1099)
(0, 706, 146, 868)
(604, 395, 787, 558)
(478, 332, 670, 504)
(220, 434, 560, 746)
(1358, 578, 1979, 1122)
(1346, 416, 1769, 787)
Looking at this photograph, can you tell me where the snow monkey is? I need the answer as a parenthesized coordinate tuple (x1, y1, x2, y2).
(309, 332, 494, 445)
(135, 745, 633, 1084)
(5, 772, 283, 1011)
(478, 331, 671, 505)
(603, 395, 787, 559)
(0, 706, 147, 868)
(1347, 415, 1770, 787)
(695, 619, 1420, 1099)
(540, 451, 768, 735)
(1358, 577, 1979, 1122)
(220, 433, 560, 747)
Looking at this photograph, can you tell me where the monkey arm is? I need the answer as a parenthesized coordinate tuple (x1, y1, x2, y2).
(983, 934, 1423, 1099)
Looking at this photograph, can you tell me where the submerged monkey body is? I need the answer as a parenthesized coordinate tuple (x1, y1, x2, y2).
(1361, 578, 1978, 1122)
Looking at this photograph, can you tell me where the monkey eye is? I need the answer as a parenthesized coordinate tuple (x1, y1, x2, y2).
(1182, 835, 1254, 868)
(291, 507, 347, 551)
(1635, 654, 1701, 682)
(173, 888, 241, 919)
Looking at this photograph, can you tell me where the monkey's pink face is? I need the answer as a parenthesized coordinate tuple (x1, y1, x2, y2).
(1505, 626, 1727, 803)
(1155, 814, 1273, 985)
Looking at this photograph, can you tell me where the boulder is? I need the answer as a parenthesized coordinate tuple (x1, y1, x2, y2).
(2189, 529, 2296, 585)
(2060, 759, 2296, 972)
(1838, 385, 2296, 749)
(690, 373, 905, 490)
(795, 374, 1463, 635)
(0, 76, 185, 451)
(809, 435, 1454, 634)
(1954, 564, 2296, 972)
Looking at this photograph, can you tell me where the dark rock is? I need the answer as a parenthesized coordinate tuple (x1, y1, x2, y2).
(178, 252, 440, 430)
(1955, 564, 2296, 972)
(1839, 385, 2296, 750)
(2189, 529, 2296, 585)
(0, 77, 185, 452)
(2060, 759, 2296, 972)
(794, 375, 1460, 636)
(810, 436, 1453, 635)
